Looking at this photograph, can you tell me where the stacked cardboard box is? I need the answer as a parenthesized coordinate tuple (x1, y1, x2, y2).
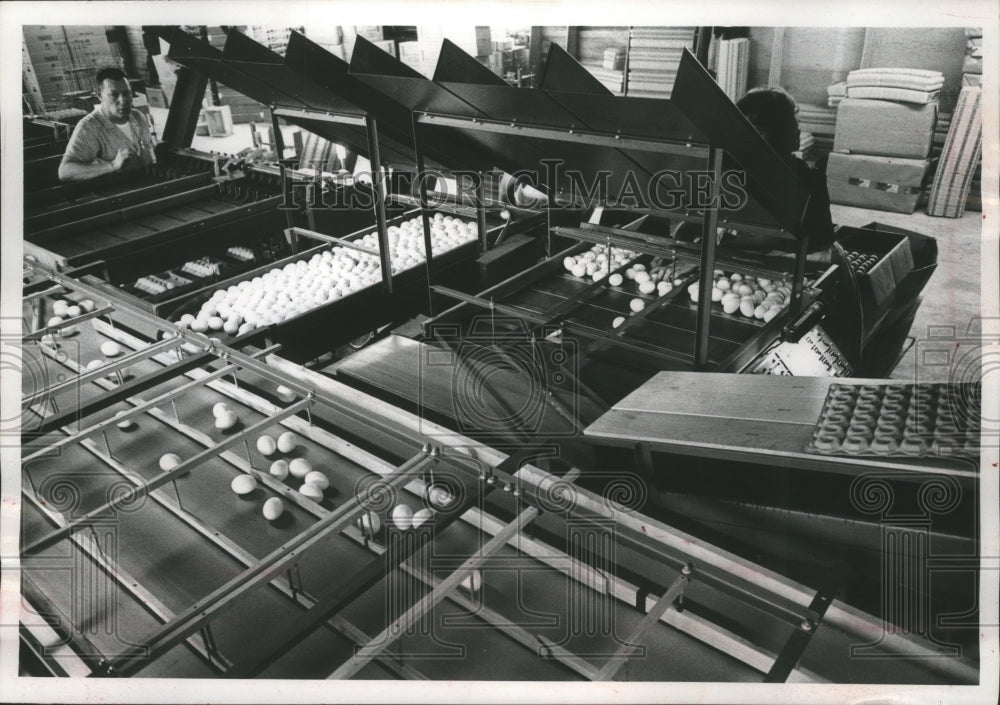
(827, 69, 942, 214)
(926, 86, 982, 218)
(715, 37, 749, 101)
(625, 26, 696, 98)
(23, 26, 118, 107)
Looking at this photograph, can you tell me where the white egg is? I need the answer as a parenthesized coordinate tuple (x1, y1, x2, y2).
(46, 316, 64, 329)
(159, 453, 181, 471)
(299, 483, 324, 501)
(52, 301, 69, 316)
(459, 569, 483, 596)
(571, 265, 586, 278)
(428, 487, 455, 509)
(212, 402, 230, 418)
(86, 360, 104, 371)
(638, 281, 656, 295)
(608, 273, 624, 287)
(191, 319, 209, 333)
(99, 341, 122, 357)
(269, 459, 290, 480)
(358, 511, 382, 535)
(391, 504, 413, 530)
(411, 508, 433, 528)
(612, 316, 626, 328)
(65, 305, 81, 318)
(79, 299, 95, 313)
(215, 410, 238, 431)
(288, 458, 312, 478)
(231, 475, 257, 495)
(256, 435, 277, 456)
(276, 431, 297, 454)
(629, 298, 645, 313)
(115, 410, 136, 431)
(303, 470, 329, 490)
(263, 497, 285, 520)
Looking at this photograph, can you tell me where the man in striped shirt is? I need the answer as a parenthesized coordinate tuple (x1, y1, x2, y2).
(58, 67, 156, 182)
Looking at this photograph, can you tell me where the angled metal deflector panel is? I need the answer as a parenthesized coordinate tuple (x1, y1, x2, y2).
(539, 43, 616, 96)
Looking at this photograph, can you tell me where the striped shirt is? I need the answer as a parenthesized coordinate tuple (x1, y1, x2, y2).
(63, 106, 156, 167)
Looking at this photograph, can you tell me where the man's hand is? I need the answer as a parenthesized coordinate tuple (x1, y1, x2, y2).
(111, 147, 130, 172)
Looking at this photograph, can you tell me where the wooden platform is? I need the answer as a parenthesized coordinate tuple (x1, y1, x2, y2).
(584, 372, 979, 482)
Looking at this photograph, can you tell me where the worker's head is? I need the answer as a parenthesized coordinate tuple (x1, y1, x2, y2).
(737, 87, 800, 158)
(96, 67, 132, 123)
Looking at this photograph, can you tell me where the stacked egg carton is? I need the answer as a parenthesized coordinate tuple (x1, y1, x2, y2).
(806, 382, 981, 458)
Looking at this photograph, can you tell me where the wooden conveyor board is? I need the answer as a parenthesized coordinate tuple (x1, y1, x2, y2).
(25, 175, 283, 269)
(583, 372, 979, 483)
(17, 302, 977, 683)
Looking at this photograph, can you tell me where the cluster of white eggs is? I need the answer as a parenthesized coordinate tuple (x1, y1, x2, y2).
(44, 298, 96, 338)
(178, 214, 477, 335)
(375, 213, 478, 275)
(688, 270, 791, 322)
(563, 243, 639, 282)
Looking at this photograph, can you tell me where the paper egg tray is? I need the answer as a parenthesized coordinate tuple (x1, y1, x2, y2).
(805, 382, 981, 459)
(844, 249, 881, 275)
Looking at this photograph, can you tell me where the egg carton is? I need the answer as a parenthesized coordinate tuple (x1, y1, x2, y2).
(843, 249, 881, 276)
(805, 382, 981, 459)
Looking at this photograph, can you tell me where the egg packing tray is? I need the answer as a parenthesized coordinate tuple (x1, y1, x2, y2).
(805, 382, 981, 459)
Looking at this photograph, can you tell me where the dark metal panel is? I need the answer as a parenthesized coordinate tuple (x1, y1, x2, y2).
(433, 39, 508, 86)
(221, 30, 365, 116)
(163, 26, 309, 110)
(539, 43, 613, 96)
(670, 48, 799, 231)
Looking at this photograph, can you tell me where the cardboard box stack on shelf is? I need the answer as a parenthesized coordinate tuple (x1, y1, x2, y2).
(715, 37, 749, 101)
(23, 25, 119, 109)
(960, 27, 983, 212)
(181, 25, 268, 124)
(486, 34, 529, 81)
(826, 68, 943, 214)
(625, 27, 696, 98)
(926, 84, 982, 218)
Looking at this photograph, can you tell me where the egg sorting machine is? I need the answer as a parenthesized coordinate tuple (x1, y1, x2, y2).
(314, 40, 971, 667)
(17, 261, 978, 683)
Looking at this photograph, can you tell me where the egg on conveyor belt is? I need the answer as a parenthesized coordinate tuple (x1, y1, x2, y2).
(303, 470, 329, 490)
(52, 300, 69, 317)
(215, 409, 238, 431)
(427, 487, 454, 510)
(115, 410, 136, 431)
(288, 458, 312, 478)
(275, 385, 296, 402)
(299, 483, 324, 501)
(276, 431, 297, 454)
(212, 402, 230, 418)
(79, 299, 95, 313)
(459, 569, 483, 596)
(188, 214, 477, 335)
(256, 435, 277, 456)
(65, 305, 81, 318)
(411, 508, 433, 529)
(612, 316, 626, 329)
(358, 511, 382, 535)
(159, 453, 181, 471)
(269, 459, 290, 480)
(263, 497, 285, 521)
(231, 475, 258, 495)
(391, 504, 413, 530)
(86, 360, 104, 372)
(100, 341, 123, 357)
(629, 298, 645, 313)
(47, 316, 64, 329)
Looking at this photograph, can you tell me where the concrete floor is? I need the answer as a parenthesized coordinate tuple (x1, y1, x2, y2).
(830, 203, 987, 382)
